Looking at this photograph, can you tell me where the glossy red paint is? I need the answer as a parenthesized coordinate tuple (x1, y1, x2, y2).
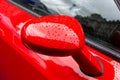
(21, 15, 84, 56)
(0, 0, 120, 80)
(21, 15, 103, 76)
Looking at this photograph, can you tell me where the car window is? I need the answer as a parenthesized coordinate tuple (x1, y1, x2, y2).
(8, 0, 58, 16)
(8, 0, 120, 60)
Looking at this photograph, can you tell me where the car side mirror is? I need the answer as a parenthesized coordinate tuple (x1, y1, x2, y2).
(21, 15, 104, 76)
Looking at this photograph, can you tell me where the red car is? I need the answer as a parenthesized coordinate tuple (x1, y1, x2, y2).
(0, 0, 120, 80)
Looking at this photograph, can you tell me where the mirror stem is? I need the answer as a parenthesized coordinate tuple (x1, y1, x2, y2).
(72, 45, 104, 76)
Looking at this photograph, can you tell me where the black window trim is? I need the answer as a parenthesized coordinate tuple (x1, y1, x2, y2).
(8, 0, 40, 17)
(86, 38, 120, 62)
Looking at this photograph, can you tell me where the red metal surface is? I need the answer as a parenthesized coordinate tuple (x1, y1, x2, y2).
(0, 0, 120, 80)
(21, 15, 103, 76)
(21, 15, 84, 56)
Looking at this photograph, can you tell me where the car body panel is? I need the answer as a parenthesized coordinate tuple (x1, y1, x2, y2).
(0, 0, 120, 80)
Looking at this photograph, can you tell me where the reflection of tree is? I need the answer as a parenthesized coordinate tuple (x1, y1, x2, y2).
(75, 14, 120, 43)
(110, 31, 120, 48)
(23, 0, 49, 12)
(13, 0, 57, 15)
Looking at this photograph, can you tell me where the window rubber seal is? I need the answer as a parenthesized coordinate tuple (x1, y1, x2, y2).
(86, 38, 120, 62)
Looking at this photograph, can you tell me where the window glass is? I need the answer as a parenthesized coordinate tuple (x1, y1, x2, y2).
(8, 0, 120, 54)
(8, 0, 58, 16)
(40, 0, 120, 50)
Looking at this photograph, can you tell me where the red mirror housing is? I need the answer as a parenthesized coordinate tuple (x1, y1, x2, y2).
(21, 15, 104, 76)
